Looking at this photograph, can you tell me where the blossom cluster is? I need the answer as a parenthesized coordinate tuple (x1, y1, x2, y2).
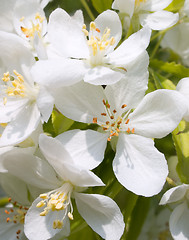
(0, 0, 189, 239)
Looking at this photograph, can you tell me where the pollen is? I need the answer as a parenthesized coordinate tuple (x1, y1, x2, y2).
(2, 70, 26, 104)
(82, 21, 116, 65)
(37, 183, 74, 230)
(20, 13, 44, 39)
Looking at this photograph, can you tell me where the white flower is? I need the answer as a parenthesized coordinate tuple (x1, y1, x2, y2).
(52, 76, 187, 196)
(112, 0, 179, 30)
(161, 22, 189, 67)
(31, 9, 151, 86)
(176, 77, 189, 121)
(5, 134, 125, 240)
(0, 0, 50, 59)
(160, 184, 189, 240)
(0, 31, 54, 147)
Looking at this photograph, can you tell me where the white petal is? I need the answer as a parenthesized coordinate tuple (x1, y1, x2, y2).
(31, 58, 86, 88)
(104, 52, 149, 111)
(54, 81, 106, 123)
(107, 27, 151, 66)
(112, 0, 135, 17)
(0, 103, 41, 147)
(159, 184, 189, 205)
(2, 148, 60, 189)
(84, 66, 125, 85)
(142, 0, 173, 11)
(140, 11, 179, 30)
(94, 10, 122, 52)
(0, 98, 28, 123)
(0, 0, 15, 33)
(129, 90, 187, 138)
(33, 33, 48, 60)
(75, 193, 125, 240)
(39, 134, 104, 187)
(169, 202, 189, 240)
(113, 134, 168, 197)
(56, 129, 107, 170)
(0, 173, 31, 206)
(36, 87, 54, 122)
(25, 196, 70, 240)
(13, 0, 47, 38)
(72, 10, 84, 27)
(177, 78, 189, 121)
(0, 31, 35, 72)
(48, 8, 89, 58)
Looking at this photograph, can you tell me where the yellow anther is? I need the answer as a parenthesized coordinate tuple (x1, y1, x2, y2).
(39, 193, 48, 199)
(20, 16, 25, 22)
(40, 210, 47, 216)
(110, 37, 115, 46)
(68, 212, 74, 220)
(3, 97, 7, 105)
(90, 22, 96, 31)
(2, 72, 10, 82)
(0, 123, 8, 128)
(36, 201, 45, 208)
(35, 13, 44, 23)
(53, 220, 63, 229)
(82, 24, 86, 30)
(55, 202, 64, 210)
(82, 29, 89, 36)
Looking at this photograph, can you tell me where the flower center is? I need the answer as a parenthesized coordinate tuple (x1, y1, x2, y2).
(20, 13, 44, 39)
(1, 70, 39, 105)
(82, 22, 115, 66)
(36, 182, 74, 229)
(135, 0, 147, 7)
(5, 198, 28, 239)
(2, 71, 25, 105)
(93, 99, 135, 141)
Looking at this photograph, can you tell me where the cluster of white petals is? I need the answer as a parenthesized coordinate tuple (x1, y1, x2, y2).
(0, 0, 188, 239)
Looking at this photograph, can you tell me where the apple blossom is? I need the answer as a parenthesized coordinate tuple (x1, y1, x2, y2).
(112, 0, 179, 31)
(0, 0, 51, 59)
(3, 134, 125, 240)
(31, 9, 151, 86)
(52, 76, 187, 196)
(160, 184, 189, 240)
(0, 31, 54, 147)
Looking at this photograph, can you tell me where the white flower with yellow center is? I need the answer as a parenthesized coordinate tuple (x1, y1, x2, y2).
(5, 134, 125, 240)
(0, 31, 54, 147)
(31, 9, 151, 86)
(53, 77, 187, 196)
(0, 0, 50, 59)
(112, 0, 179, 30)
(160, 184, 189, 240)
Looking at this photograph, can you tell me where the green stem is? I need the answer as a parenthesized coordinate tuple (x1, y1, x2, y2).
(150, 32, 165, 59)
(80, 0, 95, 21)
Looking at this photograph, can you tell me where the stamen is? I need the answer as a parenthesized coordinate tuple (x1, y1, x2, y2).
(131, 128, 135, 134)
(127, 128, 131, 133)
(113, 109, 117, 113)
(101, 113, 107, 116)
(93, 117, 97, 124)
(121, 104, 127, 108)
(125, 119, 130, 124)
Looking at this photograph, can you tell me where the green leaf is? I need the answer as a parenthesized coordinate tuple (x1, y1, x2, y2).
(52, 110, 74, 135)
(91, 0, 113, 13)
(172, 121, 189, 183)
(150, 59, 189, 80)
(125, 197, 151, 240)
(165, 0, 185, 12)
(150, 69, 176, 90)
